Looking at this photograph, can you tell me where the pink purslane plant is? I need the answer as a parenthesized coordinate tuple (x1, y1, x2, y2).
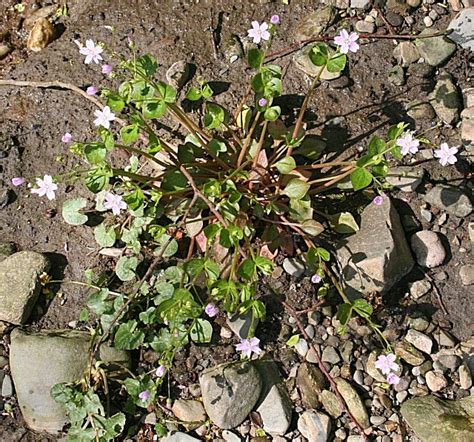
(434, 143, 458, 166)
(311, 274, 321, 284)
(258, 98, 268, 107)
(101, 64, 113, 75)
(334, 29, 360, 54)
(86, 86, 98, 95)
(11, 177, 25, 186)
(138, 390, 150, 401)
(248, 21, 271, 44)
(93, 106, 116, 129)
(387, 372, 401, 385)
(236, 337, 262, 358)
(104, 192, 127, 216)
(155, 365, 166, 377)
(62, 133, 73, 143)
(205, 303, 219, 317)
(270, 15, 280, 25)
(375, 353, 400, 385)
(30, 175, 58, 200)
(79, 39, 103, 64)
(397, 131, 419, 156)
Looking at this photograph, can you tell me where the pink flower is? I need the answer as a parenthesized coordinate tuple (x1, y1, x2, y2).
(62, 133, 73, 143)
(258, 98, 268, 107)
(205, 303, 219, 317)
(101, 64, 113, 75)
(434, 143, 458, 166)
(235, 337, 262, 358)
(397, 131, 419, 156)
(334, 29, 360, 54)
(375, 353, 399, 375)
(373, 195, 384, 206)
(79, 39, 103, 64)
(93, 106, 116, 129)
(30, 175, 58, 200)
(138, 390, 150, 401)
(103, 192, 127, 216)
(387, 372, 400, 385)
(270, 15, 280, 25)
(155, 365, 166, 377)
(11, 177, 25, 186)
(247, 21, 271, 44)
(86, 86, 98, 95)
(311, 274, 322, 284)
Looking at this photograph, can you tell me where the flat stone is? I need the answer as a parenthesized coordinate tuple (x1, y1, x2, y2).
(161, 433, 201, 442)
(448, 8, 474, 51)
(166, 60, 191, 89)
(409, 280, 431, 299)
(459, 265, 474, 285)
(336, 197, 414, 297)
(388, 65, 405, 86)
(9, 328, 129, 433)
(355, 20, 375, 33)
(385, 166, 423, 192)
(405, 329, 433, 354)
(0, 251, 50, 324)
(415, 30, 457, 66)
(254, 360, 292, 435)
(407, 102, 436, 120)
(425, 371, 448, 392)
(295, 338, 309, 357)
(322, 346, 341, 364)
(437, 354, 462, 370)
(200, 362, 262, 429)
(297, 410, 331, 442)
(395, 341, 426, 366)
(461, 117, 474, 143)
(1, 374, 13, 397)
(171, 400, 206, 428)
(424, 185, 472, 218)
(430, 72, 461, 125)
(459, 365, 472, 389)
(393, 42, 420, 66)
(351, 0, 371, 7)
(297, 363, 328, 408)
(295, 7, 336, 40)
(335, 378, 370, 429)
(410, 231, 447, 268)
(320, 389, 342, 418)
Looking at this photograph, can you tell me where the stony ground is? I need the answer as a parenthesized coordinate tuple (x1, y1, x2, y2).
(0, 0, 473, 441)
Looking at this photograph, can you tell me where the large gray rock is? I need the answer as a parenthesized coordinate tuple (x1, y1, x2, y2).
(161, 433, 201, 442)
(254, 360, 292, 435)
(401, 395, 474, 441)
(414, 31, 456, 66)
(200, 362, 262, 429)
(336, 198, 414, 298)
(0, 251, 49, 324)
(297, 410, 331, 442)
(335, 378, 370, 429)
(430, 73, 461, 125)
(385, 166, 423, 192)
(423, 185, 473, 218)
(448, 8, 474, 52)
(9, 329, 130, 433)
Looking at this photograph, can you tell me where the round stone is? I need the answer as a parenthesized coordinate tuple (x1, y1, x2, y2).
(410, 231, 446, 268)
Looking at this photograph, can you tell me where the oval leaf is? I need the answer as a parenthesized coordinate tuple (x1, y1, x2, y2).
(62, 198, 88, 225)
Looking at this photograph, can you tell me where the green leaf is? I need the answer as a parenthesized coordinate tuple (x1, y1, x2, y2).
(62, 198, 88, 225)
(115, 256, 138, 282)
(86, 289, 111, 315)
(208, 139, 227, 155)
(124, 188, 144, 211)
(286, 334, 300, 347)
(248, 47, 264, 69)
(143, 100, 167, 119)
(237, 105, 252, 132)
(204, 224, 220, 241)
(106, 93, 125, 113)
(120, 124, 140, 145)
(186, 86, 202, 101)
(84, 143, 107, 165)
(336, 303, 352, 327)
(387, 122, 407, 140)
(316, 247, 330, 262)
(161, 169, 188, 191)
(350, 168, 373, 191)
(114, 320, 144, 350)
(274, 156, 296, 174)
(327, 52, 346, 73)
(252, 300, 266, 319)
(219, 225, 243, 248)
(309, 43, 329, 66)
(204, 103, 225, 130)
(154, 234, 178, 258)
(301, 220, 325, 236)
(204, 259, 220, 281)
(238, 258, 256, 280)
(157, 81, 177, 103)
(367, 136, 386, 156)
(327, 212, 359, 234)
(135, 54, 158, 76)
(353, 298, 373, 319)
(201, 83, 213, 99)
(264, 105, 281, 122)
(255, 256, 273, 275)
(139, 307, 157, 324)
(86, 166, 112, 193)
(94, 224, 116, 248)
(283, 178, 310, 200)
(190, 318, 213, 343)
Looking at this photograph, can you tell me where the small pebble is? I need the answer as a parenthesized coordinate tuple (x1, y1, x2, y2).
(423, 16, 433, 27)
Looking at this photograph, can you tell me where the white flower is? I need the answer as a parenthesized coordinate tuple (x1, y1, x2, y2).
(103, 192, 127, 216)
(397, 131, 419, 156)
(334, 29, 360, 54)
(93, 106, 116, 129)
(434, 143, 458, 166)
(30, 175, 58, 200)
(247, 21, 271, 44)
(79, 39, 103, 64)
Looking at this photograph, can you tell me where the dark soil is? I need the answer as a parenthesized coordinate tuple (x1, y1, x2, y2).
(0, 0, 472, 440)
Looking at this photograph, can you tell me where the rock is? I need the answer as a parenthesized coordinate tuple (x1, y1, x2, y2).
(395, 341, 425, 366)
(297, 410, 331, 442)
(459, 365, 472, 389)
(448, 8, 474, 51)
(424, 16, 434, 27)
(320, 389, 342, 418)
(254, 360, 292, 435)
(23, 5, 58, 29)
(407, 102, 436, 120)
(424, 185, 472, 218)
(200, 362, 262, 429)
(437, 354, 461, 370)
(366, 351, 390, 382)
(0, 44, 13, 60)
(1, 374, 13, 397)
(405, 329, 433, 354)
(295, 339, 309, 357)
(166, 61, 191, 90)
(415, 31, 457, 66)
(335, 378, 370, 428)
(409, 280, 431, 299)
(282, 257, 306, 277)
(0, 251, 50, 324)
(410, 231, 447, 268)
(461, 117, 474, 143)
(425, 371, 448, 392)
(322, 347, 341, 364)
(227, 311, 257, 339)
(355, 20, 375, 33)
(336, 197, 414, 298)
(296, 8, 336, 40)
(433, 329, 457, 347)
(385, 166, 423, 192)
(407, 0, 421, 6)
(407, 315, 429, 332)
(0, 242, 16, 261)
(401, 396, 474, 441)
(388, 65, 405, 86)
(171, 400, 206, 429)
(27, 18, 55, 52)
(429, 73, 461, 125)
(393, 42, 420, 67)
(9, 328, 129, 433)
(297, 363, 327, 408)
(161, 433, 201, 442)
(459, 265, 474, 285)
(294, 48, 342, 81)
(351, 0, 371, 7)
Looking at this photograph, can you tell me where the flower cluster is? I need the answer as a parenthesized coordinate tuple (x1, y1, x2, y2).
(247, 14, 280, 45)
(375, 353, 400, 385)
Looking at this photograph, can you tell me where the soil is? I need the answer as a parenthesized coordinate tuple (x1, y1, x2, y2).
(0, 0, 472, 440)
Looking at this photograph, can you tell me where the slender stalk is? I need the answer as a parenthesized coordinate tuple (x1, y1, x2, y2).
(237, 111, 261, 167)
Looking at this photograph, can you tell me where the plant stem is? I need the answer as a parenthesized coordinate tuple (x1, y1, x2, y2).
(237, 111, 261, 167)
